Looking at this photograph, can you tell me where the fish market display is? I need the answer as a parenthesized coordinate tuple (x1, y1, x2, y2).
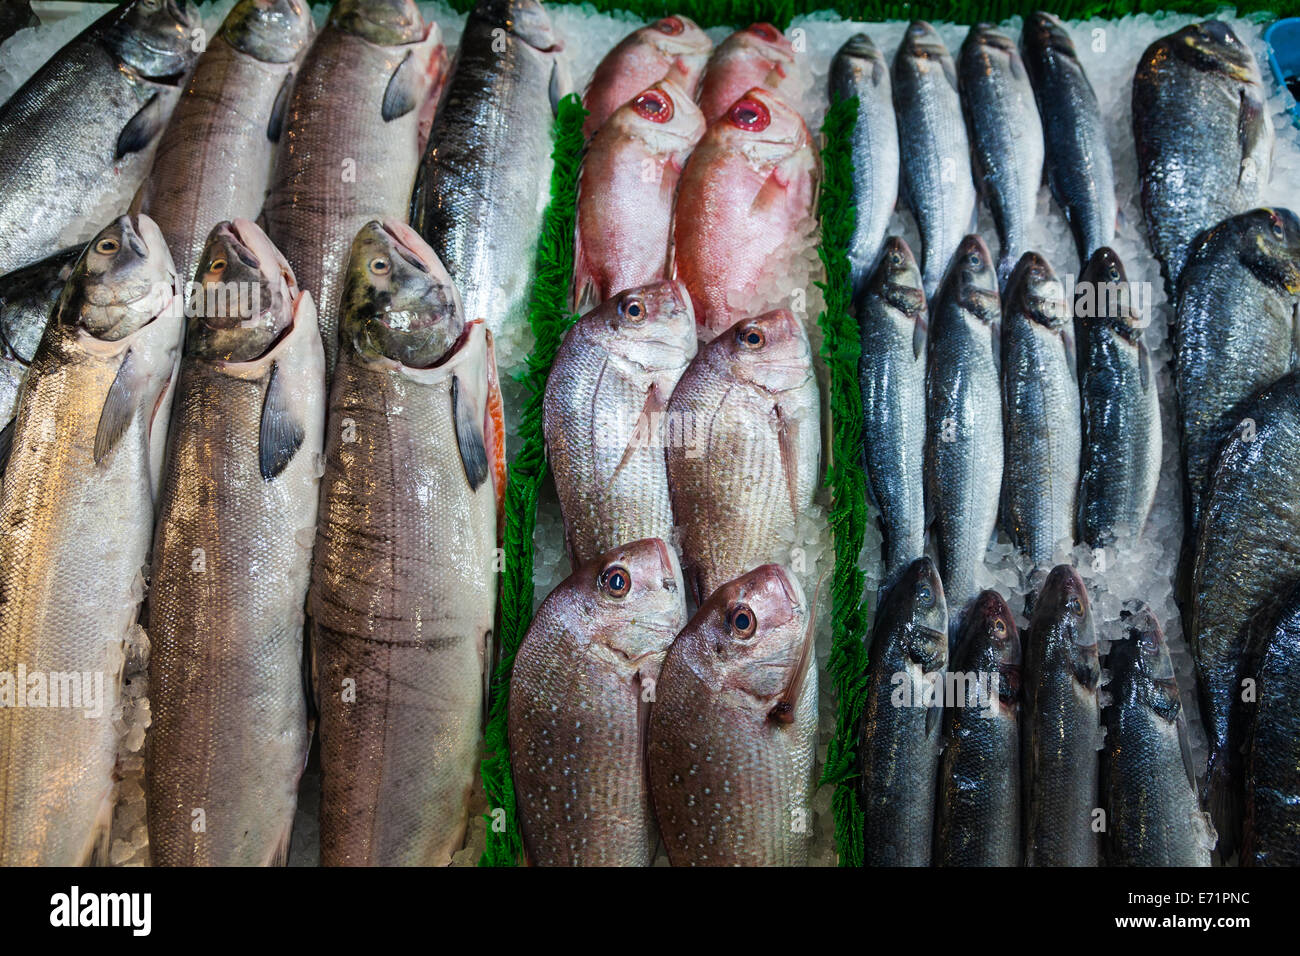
(859, 557, 947, 867)
(892, 21, 976, 298)
(665, 309, 819, 604)
(1133, 20, 1273, 293)
(581, 15, 711, 138)
(1021, 565, 1100, 867)
(672, 87, 818, 338)
(132, 0, 314, 285)
(573, 79, 704, 309)
(410, 0, 565, 343)
(1076, 247, 1161, 550)
(934, 590, 1021, 867)
(925, 234, 1001, 616)
(263, 0, 445, 373)
(509, 539, 686, 866)
(544, 281, 695, 565)
(0, 0, 199, 274)
(1102, 604, 1213, 866)
(696, 23, 797, 126)
(145, 220, 322, 867)
(859, 237, 927, 585)
(0, 215, 181, 865)
(1021, 12, 1116, 267)
(310, 220, 502, 866)
(0, 246, 79, 435)
(647, 564, 816, 866)
(958, 24, 1044, 283)
(830, 33, 898, 297)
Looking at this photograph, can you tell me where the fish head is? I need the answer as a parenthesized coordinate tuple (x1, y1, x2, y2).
(714, 308, 812, 394)
(607, 79, 706, 153)
(1173, 20, 1258, 83)
(733, 22, 795, 61)
(1241, 208, 1300, 295)
(959, 590, 1021, 701)
(339, 219, 465, 368)
(329, 0, 426, 45)
(642, 14, 711, 59)
(831, 33, 888, 93)
(1115, 601, 1181, 719)
(575, 538, 687, 659)
(1006, 252, 1068, 331)
(477, 0, 561, 53)
(1034, 565, 1099, 683)
(112, 0, 200, 79)
(943, 234, 999, 322)
(55, 215, 175, 342)
(187, 219, 298, 362)
(1022, 11, 1077, 61)
(714, 87, 812, 163)
(899, 20, 952, 64)
(582, 280, 697, 371)
(879, 556, 947, 671)
(220, 0, 315, 63)
(1079, 247, 1144, 342)
(870, 237, 926, 317)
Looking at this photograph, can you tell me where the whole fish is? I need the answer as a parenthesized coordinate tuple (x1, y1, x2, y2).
(410, 0, 566, 344)
(1242, 586, 1300, 867)
(665, 309, 820, 604)
(509, 538, 687, 866)
(0, 215, 182, 865)
(145, 220, 322, 866)
(1076, 247, 1161, 550)
(925, 234, 1002, 616)
(859, 237, 927, 584)
(1021, 564, 1100, 867)
(1133, 20, 1273, 293)
(1021, 12, 1116, 268)
(1191, 372, 1300, 859)
(0, 0, 199, 274)
(1174, 208, 1300, 535)
(1102, 603, 1213, 866)
(1000, 252, 1079, 571)
(934, 589, 1021, 867)
(262, 0, 446, 373)
(647, 563, 816, 866)
(859, 556, 947, 867)
(573, 80, 704, 310)
(672, 87, 819, 338)
(0, 247, 80, 437)
(958, 24, 1044, 284)
(544, 281, 696, 565)
(311, 220, 503, 866)
(133, 0, 314, 284)
(581, 15, 712, 138)
(892, 21, 976, 299)
(829, 33, 898, 296)
(696, 22, 797, 126)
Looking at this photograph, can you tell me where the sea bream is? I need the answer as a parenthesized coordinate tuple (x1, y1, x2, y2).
(0, 215, 182, 866)
(696, 22, 797, 126)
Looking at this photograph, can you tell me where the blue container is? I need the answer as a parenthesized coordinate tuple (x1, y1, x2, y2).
(1265, 18, 1300, 125)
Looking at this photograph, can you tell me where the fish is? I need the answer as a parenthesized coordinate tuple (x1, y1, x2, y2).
(544, 281, 696, 565)
(1102, 603, 1214, 866)
(1190, 371, 1300, 859)
(829, 33, 899, 297)
(509, 538, 687, 866)
(1173, 208, 1300, 536)
(647, 563, 816, 866)
(262, 0, 447, 374)
(409, 0, 566, 344)
(144, 219, 322, 866)
(665, 309, 820, 604)
(958, 24, 1044, 285)
(1076, 247, 1161, 550)
(671, 87, 819, 338)
(0, 0, 199, 274)
(573, 80, 704, 310)
(1021, 12, 1116, 268)
(0, 215, 182, 865)
(581, 15, 712, 138)
(1000, 251, 1079, 572)
(1021, 564, 1101, 867)
(132, 0, 314, 285)
(934, 589, 1021, 867)
(310, 219, 503, 866)
(859, 556, 947, 867)
(925, 234, 1002, 617)
(859, 237, 927, 585)
(1133, 20, 1273, 294)
(696, 22, 797, 126)
(892, 21, 976, 299)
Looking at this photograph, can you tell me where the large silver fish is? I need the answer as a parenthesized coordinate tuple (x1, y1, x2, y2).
(0, 247, 80, 438)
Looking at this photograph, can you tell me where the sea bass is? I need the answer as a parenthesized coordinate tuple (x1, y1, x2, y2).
(647, 563, 816, 866)
(0, 0, 199, 274)
(509, 539, 687, 866)
(0, 247, 80, 436)
(696, 22, 797, 125)
(0, 215, 182, 865)
(544, 281, 696, 565)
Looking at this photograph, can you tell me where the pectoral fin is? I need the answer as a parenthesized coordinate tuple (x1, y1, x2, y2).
(483, 329, 507, 538)
(95, 349, 144, 465)
(775, 405, 800, 518)
(267, 71, 293, 143)
(259, 361, 305, 480)
(609, 382, 666, 486)
(382, 50, 421, 122)
(453, 373, 489, 491)
(116, 93, 167, 159)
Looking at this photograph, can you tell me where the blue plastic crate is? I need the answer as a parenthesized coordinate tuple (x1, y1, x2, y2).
(1265, 18, 1300, 125)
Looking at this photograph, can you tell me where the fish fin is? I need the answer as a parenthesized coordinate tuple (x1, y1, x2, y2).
(95, 349, 143, 465)
(940, 54, 958, 91)
(609, 381, 667, 486)
(912, 311, 927, 360)
(1138, 339, 1152, 392)
(77, 790, 118, 866)
(0, 417, 13, 479)
(483, 329, 506, 539)
(481, 627, 494, 724)
(267, 70, 293, 143)
(549, 58, 571, 116)
(775, 405, 801, 519)
(1207, 752, 1240, 859)
(452, 373, 489, 491)
(752, 157, 799, 216)
(259, 360, 305, 480)
(1061, 327, 1078, 384)
(264, 819, 294, 867)
(1237, 89, 1267, 189)
(382, 50, 421, 122)
(115, 93, 167, 159)
(302, 619, 318, 727)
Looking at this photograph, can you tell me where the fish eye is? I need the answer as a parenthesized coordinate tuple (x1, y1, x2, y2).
(632, 89, 674, 124)
(1271, 216, 1286, 241)
(967, 251, 980, 267)
(618, 295, 646, 322)
(735, 324, 765, 348)
(729, 97, 771, 132)
(915, 580, 934, 608)
(208, 257, 228, 275)
(1066, 595, 1083, 616)
(993, 617, 1007, 636)
(369, 256, 391, 276)
(750, 23, 780, 42)
(655, 16, 684, 35)
(727, 602, 757, 637)
(600, 564, 631, 597)
(95, 237, 121, 255)
(1108, 266, 1120, 281)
